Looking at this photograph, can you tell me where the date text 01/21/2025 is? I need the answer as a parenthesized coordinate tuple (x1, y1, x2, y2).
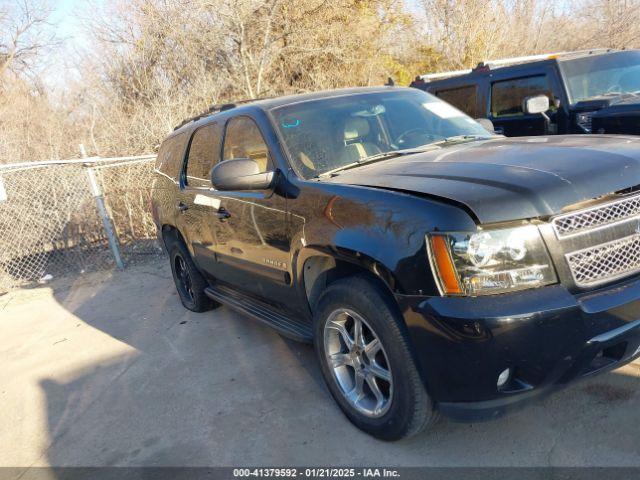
(232, 468, 400, 478)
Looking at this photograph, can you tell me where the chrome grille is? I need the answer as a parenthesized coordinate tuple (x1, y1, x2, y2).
(566, 233, 640, 287)
(553, 193, 640, 238)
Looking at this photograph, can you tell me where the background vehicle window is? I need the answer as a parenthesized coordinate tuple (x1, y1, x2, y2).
(560, 50, 640, 104)
(156, 132, 187, 180)
(436, 86, 478, 117)
(491, 76, 555, 117)
(222, 117, 272, 173)
(185, 123, 222, 187)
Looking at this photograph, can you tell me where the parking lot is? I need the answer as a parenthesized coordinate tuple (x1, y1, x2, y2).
(2, 259, 640, 470)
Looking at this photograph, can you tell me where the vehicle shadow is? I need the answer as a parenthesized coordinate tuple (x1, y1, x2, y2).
(25, 260, 640, 469)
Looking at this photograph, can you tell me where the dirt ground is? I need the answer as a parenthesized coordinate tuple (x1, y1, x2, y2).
(1, 259, 639, 470)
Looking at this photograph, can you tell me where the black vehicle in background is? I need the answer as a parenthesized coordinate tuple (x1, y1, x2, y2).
(151, 87, 640, 440)
(411, 49, 640, 137)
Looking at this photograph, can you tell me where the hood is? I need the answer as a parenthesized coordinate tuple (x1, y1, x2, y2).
(591, 94, 640, 116)
(576, 93, 640, 109)
(590, 96, 640, 135)
(324, 135, 640, 224)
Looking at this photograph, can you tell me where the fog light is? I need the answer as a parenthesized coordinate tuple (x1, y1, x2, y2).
(497, 368, 511, 388)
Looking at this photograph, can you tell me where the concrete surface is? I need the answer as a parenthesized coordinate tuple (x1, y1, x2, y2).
(1, 259, 639, 469)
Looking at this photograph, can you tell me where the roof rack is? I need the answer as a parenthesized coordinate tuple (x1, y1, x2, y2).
(420, 49, 617, 82)
(173, 103, 234, 130)
(173, 97, 273, 131)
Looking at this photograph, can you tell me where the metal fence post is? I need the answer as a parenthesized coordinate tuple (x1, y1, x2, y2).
(81, 146, 125, 270)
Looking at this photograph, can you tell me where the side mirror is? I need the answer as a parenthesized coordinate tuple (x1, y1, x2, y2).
(475, 118, 496, 134)
(523, 95, 550, 115)
(211, 158, 275, 191)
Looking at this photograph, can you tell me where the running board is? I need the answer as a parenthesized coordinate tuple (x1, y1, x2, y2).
(204, 285, 313, 343)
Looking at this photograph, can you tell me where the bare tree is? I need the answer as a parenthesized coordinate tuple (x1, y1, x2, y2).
(421, 0, 564, 70)
(0, 0, 54, 85)
(73, 0, 409, 155)
(580, 0, 640, 48)
(5, 0, 640, 163)
(0, 0, 81, 164)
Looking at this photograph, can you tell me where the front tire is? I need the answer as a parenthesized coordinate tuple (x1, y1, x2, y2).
(168, 238, 218, 312)
(313, 275, 438, 440)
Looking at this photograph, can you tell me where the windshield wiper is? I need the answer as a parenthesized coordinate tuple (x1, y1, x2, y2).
(316, 136, 491, 178)
(432, 134, 492, 145)
(318, 146, 440, 178)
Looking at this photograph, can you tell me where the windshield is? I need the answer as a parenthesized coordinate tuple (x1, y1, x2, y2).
(270, 89, 491, 178)
(560, 51, 640, 104)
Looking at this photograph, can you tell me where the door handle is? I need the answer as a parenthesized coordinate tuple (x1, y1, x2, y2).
(216, 208, 231, 220)
(177, 202, 189, 213)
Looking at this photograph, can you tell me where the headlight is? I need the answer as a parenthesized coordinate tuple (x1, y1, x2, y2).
(576, 111, 596, 133)
(428, 225, 557, 296)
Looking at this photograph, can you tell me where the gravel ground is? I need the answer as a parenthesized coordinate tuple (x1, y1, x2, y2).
(1, 259, 639, 471)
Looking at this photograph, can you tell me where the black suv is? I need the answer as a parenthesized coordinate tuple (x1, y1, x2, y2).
(151, 87, 640, 440)
(412, 49, 640, 137)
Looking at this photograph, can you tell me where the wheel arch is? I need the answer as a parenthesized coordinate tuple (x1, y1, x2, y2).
(160, 224, 195, 257)
(160, 223, 179, 249)
(297, 246, 401, 315)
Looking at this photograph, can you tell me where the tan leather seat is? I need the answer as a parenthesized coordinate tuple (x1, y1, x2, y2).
(229, 144, 269, 172)
(251, 153, 269, 172)
(340, 117, 382, 163)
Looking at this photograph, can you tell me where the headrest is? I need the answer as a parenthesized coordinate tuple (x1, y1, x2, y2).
(343, 117, 370, 141)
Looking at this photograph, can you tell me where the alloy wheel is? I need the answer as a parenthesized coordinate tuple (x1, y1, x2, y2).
(174, 254, 195, 303)
(323, 308, 393, 418)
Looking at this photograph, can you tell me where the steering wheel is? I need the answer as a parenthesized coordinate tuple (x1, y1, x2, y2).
(396, 128, 438, 148)
(606, 84, 622, 94)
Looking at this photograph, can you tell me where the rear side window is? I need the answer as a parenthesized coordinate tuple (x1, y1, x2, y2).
(222, 116, 272, 173)
(185, 123, 222, 187)
(491, 75, 555, 117)
(436, 86, 478, 117)
(156, 132, 187, 180)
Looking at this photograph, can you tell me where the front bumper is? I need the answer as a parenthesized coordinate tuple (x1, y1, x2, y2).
(397, 275, 640, 421)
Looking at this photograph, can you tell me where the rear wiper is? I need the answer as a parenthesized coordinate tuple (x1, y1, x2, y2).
(318, 146, 440, 178)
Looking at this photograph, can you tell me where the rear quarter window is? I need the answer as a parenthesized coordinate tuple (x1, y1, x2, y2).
(156, 132, 187, 180)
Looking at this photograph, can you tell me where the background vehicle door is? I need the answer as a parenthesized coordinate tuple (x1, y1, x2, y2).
(489, 73, 561, 136)
(208, 116, 291, 305)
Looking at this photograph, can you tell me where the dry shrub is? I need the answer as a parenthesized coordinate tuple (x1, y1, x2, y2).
(3, 0, 640, 161)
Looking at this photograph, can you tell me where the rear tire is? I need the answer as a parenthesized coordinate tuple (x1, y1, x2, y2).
(313, 274, 438, 440)
(167, 238, 218, 312)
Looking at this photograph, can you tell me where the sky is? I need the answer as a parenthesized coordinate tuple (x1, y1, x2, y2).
(49, 0, 86, 40)
(39, 0, 99, 90)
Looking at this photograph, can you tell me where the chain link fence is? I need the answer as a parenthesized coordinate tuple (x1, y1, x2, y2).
(0, 155, 162, 292)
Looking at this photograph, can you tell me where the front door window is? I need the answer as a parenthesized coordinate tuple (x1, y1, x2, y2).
(222, 117, 272, 173)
